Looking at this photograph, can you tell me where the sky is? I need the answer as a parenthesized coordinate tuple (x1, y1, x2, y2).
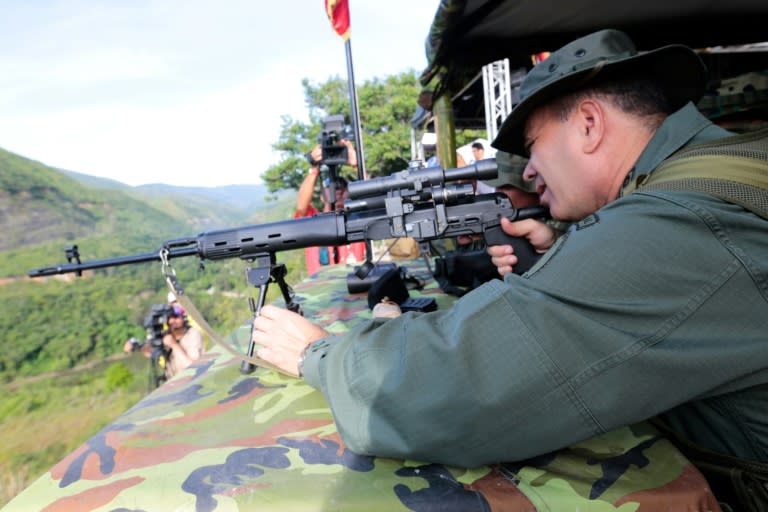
(0, 0, 441, 187)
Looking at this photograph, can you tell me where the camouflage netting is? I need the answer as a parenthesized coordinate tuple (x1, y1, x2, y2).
(4, 262, 720, 511)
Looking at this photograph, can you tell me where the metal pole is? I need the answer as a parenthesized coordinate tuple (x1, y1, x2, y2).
(344, 39, 367, 181)
(434, 93, 457, 168)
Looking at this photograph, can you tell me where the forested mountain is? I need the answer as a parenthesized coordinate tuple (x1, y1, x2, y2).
(0, 145, 305, 504)
(0, 145, 300, 382)
(0, 148, 171, 254)
(1, 147, 273, 254)
(0, 147, 289, 277)
(59, 168, 278, 231)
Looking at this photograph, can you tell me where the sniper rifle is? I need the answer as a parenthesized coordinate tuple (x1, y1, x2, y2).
(28, 159, 549, 374)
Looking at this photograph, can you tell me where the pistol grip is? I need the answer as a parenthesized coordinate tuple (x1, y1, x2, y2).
(484, 226, 540, 275)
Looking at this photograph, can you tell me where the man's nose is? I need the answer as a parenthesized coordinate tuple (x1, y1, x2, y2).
(523, 163, 536, 181)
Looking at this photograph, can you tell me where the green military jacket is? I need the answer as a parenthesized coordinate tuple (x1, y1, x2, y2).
(302, 103, 768, 467)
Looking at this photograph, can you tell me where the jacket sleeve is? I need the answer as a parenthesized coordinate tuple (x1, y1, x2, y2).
(302, 191, 768, 467)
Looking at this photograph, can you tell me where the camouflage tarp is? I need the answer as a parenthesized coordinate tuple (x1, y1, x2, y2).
(4, 261, 721, 511)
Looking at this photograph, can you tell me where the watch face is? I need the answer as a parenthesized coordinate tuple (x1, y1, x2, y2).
(297, 343, 312, 377)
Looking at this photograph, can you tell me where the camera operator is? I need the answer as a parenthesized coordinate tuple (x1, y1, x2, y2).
(295, 140, 365, 275)
(123, 304, 203, 381)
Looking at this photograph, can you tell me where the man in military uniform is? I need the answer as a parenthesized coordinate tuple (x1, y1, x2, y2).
(251, 29, 768, 474)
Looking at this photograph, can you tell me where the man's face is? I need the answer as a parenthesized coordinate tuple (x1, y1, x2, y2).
(471, 147, 484, 161)
(521, 106, 612, 221)
(168, 314, 184, 329)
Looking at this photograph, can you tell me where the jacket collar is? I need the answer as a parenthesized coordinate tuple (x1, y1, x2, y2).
(621, 102, 729, 195)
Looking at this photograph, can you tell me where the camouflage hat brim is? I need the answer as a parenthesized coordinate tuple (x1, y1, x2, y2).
(492, 30, 707, 155)
(483, 152, 536, 192)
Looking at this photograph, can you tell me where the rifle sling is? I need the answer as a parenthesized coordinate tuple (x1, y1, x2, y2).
(165, 275, 295, 378)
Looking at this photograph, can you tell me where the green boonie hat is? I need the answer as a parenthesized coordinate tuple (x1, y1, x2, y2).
(492, 29, 707, 155)
(483, 151, 536, 193)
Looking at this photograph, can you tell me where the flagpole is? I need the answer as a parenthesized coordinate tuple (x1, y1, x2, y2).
(344, 37, 374, 263)
(344, 39, 367, 181)
(325, 0, 372, 263)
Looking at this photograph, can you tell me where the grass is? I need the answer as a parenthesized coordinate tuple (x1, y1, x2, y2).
(0, 249, 309, 508)
(0, 355, 149, 506)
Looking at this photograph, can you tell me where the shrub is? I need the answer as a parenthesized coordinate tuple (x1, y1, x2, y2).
(104, 362, 133, 392)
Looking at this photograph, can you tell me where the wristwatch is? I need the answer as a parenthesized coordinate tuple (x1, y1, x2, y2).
(296, 343, 311, 377)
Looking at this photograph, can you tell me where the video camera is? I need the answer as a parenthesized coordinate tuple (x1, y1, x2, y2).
(317, 114, 354, 167)
(127, 304, 174, 353)
(143, 304, 174, 346)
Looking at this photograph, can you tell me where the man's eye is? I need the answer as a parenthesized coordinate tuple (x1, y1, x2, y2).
(524, 140, 534, 157)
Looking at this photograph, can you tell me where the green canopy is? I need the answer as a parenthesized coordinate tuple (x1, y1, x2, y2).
(420, 0, 768, 103)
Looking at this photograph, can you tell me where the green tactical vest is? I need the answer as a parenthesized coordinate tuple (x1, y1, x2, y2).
(626, 126, 768, 219)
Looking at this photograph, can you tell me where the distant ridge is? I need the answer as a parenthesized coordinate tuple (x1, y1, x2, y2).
(58, 169, 130, 190)
(0, 145, 296, 275)
(135, 182, 271, 214)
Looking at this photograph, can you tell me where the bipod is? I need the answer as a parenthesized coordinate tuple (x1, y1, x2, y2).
(241, 253, 302, 374)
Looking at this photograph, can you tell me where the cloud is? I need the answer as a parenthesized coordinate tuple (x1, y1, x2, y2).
(0, 0, 440, 187)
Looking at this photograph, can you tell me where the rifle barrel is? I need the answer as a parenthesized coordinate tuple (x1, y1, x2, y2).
(28, 247, 198, 277)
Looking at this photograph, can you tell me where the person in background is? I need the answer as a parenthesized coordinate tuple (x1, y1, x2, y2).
(444, 150, 545, 295)
(124, 303, 204, 381)
(481, 151, 540, 208)
(470, 141, 485, 163)
(457, 140, 495, 194)
(159, 304, 204, 379)
(295, 141, 365, 275)
(457, 140, 486, 167)
(167, 291, 207, 350)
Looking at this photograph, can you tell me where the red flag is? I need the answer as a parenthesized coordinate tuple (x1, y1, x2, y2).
(325, 0, 351, 41)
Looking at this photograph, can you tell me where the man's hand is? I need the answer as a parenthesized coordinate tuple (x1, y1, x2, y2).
(309, 145, 323, 166)
(253, 304, 330, 377)
(342, 139, 357, 168)
(487, 218, 557, 276)
(162, 333, 179, 350)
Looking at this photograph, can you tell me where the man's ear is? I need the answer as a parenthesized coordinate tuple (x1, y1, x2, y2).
(575, 99, 604, 154)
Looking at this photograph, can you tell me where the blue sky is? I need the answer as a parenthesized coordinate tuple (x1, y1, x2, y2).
(0, 1, 441, 187)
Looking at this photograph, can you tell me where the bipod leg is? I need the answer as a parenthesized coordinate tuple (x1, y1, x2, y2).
(270, 263, 302, 316)
(241, 254, 273, 375)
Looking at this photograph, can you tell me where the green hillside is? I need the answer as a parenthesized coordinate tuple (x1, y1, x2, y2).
(0, 147, 189, 271)
(0, 145, 303, 381)
(125, 183, 278, 231)
(0, 146, 303, 506)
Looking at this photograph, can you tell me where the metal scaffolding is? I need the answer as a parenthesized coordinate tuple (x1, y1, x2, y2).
(482, 59, 527, 141)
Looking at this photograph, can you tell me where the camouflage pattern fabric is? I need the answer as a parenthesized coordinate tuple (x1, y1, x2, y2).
(4, 261, 721, 511)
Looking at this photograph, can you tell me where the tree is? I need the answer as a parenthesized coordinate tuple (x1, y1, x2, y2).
(261, 71, 425, 193)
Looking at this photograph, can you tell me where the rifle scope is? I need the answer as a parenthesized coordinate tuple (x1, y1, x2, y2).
(347, 159, 498, 199)
(343, 183, 476, 212)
